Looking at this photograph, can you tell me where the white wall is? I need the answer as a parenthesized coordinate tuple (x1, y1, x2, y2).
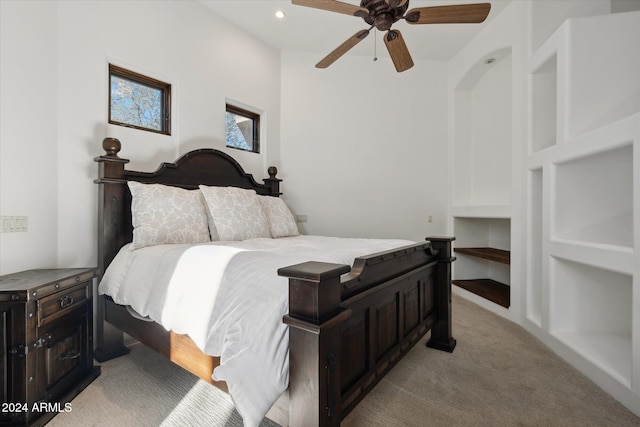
(528, 0, 611, 54)
(1, 0, 448, 274)
(0, 1, 59, 274)
(280, 51, 449, 242)
(0, 0, 281, 274)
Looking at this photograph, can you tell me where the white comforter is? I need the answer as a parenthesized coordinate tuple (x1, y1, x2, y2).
(99, 235, 414, 426)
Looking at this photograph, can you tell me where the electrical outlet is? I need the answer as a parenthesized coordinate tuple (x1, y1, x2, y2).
(295, 214, 308, 223)
(1, 216, 28, 233)
(428, 215, 433, 223)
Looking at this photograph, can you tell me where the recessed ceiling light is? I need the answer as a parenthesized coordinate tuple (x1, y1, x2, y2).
(275, 10, 286, 19)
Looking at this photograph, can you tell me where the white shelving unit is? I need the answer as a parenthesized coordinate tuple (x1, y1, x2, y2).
(525, 10, 639, 417)
(550, 259, 633, 386)
(530, 54, 557, 153)
(555, 144, 633, 247)
(448, 2, 639, 418)
(452, 217, 511, 309)
(449, 3, 520, 318)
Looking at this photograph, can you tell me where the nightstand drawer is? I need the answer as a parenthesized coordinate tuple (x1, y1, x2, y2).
(40, 314, 89, 398)
(37, 283, 89, 326)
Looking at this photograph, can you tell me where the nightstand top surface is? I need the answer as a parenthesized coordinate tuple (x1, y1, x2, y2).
(0, 268, 96, 301)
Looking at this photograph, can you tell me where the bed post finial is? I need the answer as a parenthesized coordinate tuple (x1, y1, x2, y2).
(264, 166, 282, 196)
(94, 137, 130, 363)
(102, 137, 122, 157)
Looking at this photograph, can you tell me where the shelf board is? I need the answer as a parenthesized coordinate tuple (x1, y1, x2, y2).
(551, 331, 632, 387)
(549, 239, 635, 274)
(454, 247, 510, 264)
(453, 279, 510, 308)
(451, 204, 511, 218)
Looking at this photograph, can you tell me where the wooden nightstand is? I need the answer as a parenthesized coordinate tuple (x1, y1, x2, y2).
(0, 268, 101, 426)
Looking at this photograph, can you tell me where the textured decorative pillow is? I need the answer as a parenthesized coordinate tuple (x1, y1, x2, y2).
(199, 186, 271, 241)
(128, 181, 211, 249)
(258, 196, 299, 238)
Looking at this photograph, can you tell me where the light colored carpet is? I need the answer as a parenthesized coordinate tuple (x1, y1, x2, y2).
(50, 295, 640, 426)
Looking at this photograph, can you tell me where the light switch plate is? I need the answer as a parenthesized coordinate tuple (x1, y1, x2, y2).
(1, 216, 28, 232)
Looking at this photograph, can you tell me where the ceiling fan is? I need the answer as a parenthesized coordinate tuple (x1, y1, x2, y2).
(292, 0, 491, 72)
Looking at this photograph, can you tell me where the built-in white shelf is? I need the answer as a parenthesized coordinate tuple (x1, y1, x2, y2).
(452, 217, 511, 309)
(553, 331, 633, 387)
(554, 144, 633, 249)
(455, 5, 639, 415)
(530, 53, 557, 154)
(453, 217, 511, 252)
(548, 240, 635, 276)
(451, 204, 511, 219)
(451, 42, 515, 313)
(550, 257, 633, 386)
(525, 10, 639, 417)
(565, 11, 640, 139)
(526, 113, 638, 171)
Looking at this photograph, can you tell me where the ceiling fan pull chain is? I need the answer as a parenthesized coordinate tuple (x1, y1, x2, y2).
(373, 30, 378, 62)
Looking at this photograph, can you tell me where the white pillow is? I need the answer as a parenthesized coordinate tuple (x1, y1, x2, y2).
(128, 181, 211, 249)
(258, 196, 299, 238)
(199, 186, 271, 241)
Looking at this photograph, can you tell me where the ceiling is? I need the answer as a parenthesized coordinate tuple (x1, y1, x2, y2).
(199, 0, 512, 62)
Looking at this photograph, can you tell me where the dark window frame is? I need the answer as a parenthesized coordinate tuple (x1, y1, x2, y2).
(108, 64, 171, 135)
(225, 103, 260, 154)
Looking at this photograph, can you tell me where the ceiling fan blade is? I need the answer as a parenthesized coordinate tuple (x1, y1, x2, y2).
(405, 3, 491, 25)
(316, 29, 371, 69)
(292, 0, 368, 17)
(385, 0, 408, 7)
(383, 30, 414, 72)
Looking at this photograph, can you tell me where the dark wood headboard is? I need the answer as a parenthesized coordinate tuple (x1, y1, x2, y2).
(93, 137, 282, 278)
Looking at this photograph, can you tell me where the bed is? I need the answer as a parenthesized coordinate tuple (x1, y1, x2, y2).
(93, 137, 456, 427)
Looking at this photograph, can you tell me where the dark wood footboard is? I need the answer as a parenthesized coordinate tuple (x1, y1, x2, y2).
(279, 237, 455, 427)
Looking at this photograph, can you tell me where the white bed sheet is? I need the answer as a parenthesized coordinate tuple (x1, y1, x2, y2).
(99, 235, 414, 427)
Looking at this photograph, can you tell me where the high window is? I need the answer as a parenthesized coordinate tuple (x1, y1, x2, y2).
(109, 64, 171, 135)
(225, 104, 260, 153)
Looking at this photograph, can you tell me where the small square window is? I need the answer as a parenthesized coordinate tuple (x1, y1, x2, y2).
(226, 104, 260, 153)
(109, 64, 171, 135)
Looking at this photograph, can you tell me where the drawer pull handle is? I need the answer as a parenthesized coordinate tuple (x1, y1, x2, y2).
(59, 295, 74, 308)
(59, 350, 81, 360)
